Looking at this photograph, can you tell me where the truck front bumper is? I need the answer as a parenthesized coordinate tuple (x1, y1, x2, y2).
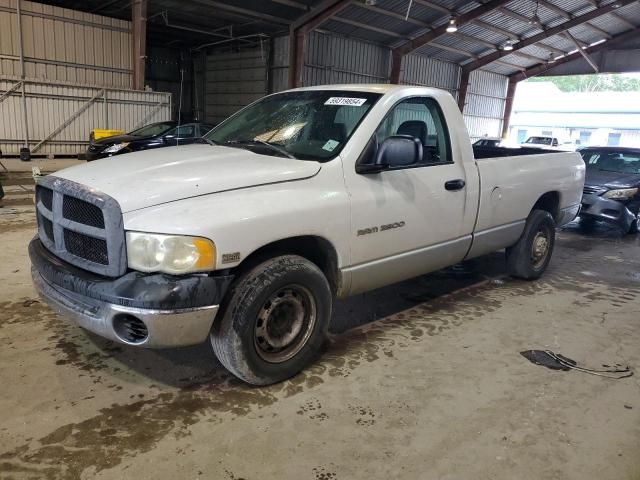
(29, 238, 233, 348)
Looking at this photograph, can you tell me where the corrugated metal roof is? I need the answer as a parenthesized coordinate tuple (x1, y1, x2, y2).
(38, 0, 640, 77)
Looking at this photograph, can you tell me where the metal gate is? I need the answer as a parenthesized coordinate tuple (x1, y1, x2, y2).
(0, 78, 171, 156)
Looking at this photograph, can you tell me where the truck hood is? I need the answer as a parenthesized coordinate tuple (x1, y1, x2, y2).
(585, 169, 640, 189)
(55, 144, 321, 212)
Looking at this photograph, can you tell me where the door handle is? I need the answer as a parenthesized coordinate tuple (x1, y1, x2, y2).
(445, 179, 466, 191)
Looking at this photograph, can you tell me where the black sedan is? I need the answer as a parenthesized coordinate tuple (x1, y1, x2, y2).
(85, 121, 214, 161)
(579, 146, 640, 234)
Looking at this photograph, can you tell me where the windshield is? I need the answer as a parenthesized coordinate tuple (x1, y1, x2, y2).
(206, 90, 382, 161)
(128, 122, 175, 137)
(525, 137, 552, 145)
(580, 150, 640, 174)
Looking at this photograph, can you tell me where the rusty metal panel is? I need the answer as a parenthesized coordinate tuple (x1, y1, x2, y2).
(0, 78, 170, 156)
(303, 31, 391, 86)
(205, 46, 269, 123)
(401, 54, 461, 97)
(270, 35, 289, 93)
(463, 70, 509, 139)
(0, 0, 132, 88)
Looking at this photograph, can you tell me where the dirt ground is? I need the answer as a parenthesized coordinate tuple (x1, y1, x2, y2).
(1, 162, 639, 480)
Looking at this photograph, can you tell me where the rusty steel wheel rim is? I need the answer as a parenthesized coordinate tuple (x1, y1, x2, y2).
(531, 229, 550, 269)
(254, 285, 317, 363)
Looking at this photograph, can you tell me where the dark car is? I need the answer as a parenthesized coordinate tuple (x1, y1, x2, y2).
(85, 121, 214, 161)
(473, 137, 502, 148)
(579, 146, 640, 234)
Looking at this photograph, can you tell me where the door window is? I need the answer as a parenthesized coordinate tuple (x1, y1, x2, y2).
(372, 97, 451, 166)
(170, 125, 196, 138)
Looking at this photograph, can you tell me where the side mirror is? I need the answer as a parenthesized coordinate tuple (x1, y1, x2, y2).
(375, 135, 422, 167)
(356, 135, 423, 174)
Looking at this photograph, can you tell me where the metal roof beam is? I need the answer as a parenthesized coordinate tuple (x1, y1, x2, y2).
(537, 0, 571, 19)
(429, 43, 479, 59)
(451, 31, 497, 50)
(389, 0, 512, 82)
(289, 0, 352, 88)
(350, 1, 432, 28)
(271, 0, 309, 10)
(188, 0, 291, 25)
(330, 16, 407, 38)
(609, 11, 637, 29)
(496, 7, 536, 25)
(510, 27, 639, 81)
(462, 0, 635, 73)
(584, 22, 613, 39)
(512, 50, 546, 62)
(537, 42, 568, 56)
(411, 0, 452, 15)
(564, 30, 599, 72)
(494, 59, 527, 71)
(501, 2, 612, 40)
(470, 18, 519, 41)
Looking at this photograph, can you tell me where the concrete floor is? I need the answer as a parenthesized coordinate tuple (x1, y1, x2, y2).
(1, 164, 639, 480)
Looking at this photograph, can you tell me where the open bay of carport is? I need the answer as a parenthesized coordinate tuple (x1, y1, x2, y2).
(1, 166, 639, 479)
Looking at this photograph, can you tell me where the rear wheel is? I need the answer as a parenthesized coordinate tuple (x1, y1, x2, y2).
(210, 255, 332, 385)
(506, 210, 556, 280)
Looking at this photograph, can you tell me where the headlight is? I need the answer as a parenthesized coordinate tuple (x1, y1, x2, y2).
(602, 188, 638, 200)
(126, 232, 216, 274)
(104, 142, 129, 153)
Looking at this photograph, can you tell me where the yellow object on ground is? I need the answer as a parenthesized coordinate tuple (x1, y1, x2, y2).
(90, 129, 124, 142)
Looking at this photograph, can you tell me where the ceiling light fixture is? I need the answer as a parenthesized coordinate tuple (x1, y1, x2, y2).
(446, 17, 458, 33)
(502, 40, 514, 51)
(529, 0, 542, 26)
(365, 0, 377, 5)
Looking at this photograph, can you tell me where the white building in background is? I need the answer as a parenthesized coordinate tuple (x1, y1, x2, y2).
(507, 82, 640, 148)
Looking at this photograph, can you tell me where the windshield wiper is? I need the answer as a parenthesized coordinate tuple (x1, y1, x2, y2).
(225, 140, 297, 159)
(198, 137, 219, 146)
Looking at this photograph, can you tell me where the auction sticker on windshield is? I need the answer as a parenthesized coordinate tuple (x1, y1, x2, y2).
(325, 97, 367, 106)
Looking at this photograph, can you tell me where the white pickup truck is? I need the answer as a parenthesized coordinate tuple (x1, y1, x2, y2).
(30, 85, 585, 385)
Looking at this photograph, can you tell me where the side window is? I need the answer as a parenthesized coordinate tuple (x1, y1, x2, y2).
(172, 125, 195, 138)
(373, 97, 451, 166)
(552, 138, 559, 147)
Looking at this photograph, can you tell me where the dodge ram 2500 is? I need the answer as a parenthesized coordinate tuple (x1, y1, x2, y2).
(29, 84, 585, 385)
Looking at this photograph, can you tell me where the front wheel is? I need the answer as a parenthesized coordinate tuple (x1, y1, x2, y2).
(506, 210, 556, 280)
(210, 255, 332, 385)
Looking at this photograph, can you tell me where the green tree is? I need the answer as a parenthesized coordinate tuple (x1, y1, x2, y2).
(527, 74, 640, 92)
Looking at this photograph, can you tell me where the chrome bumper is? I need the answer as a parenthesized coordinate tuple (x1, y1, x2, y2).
(32, 268, 219, 348)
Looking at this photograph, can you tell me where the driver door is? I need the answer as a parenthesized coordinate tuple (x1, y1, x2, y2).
(343, 96, 474, 294)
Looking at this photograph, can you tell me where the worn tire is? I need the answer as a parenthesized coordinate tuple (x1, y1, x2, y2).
(506, 210, 556, 280)
(210, 255, 332, 385)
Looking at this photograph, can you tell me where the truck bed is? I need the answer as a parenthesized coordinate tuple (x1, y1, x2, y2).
(473, 145, 562, 159)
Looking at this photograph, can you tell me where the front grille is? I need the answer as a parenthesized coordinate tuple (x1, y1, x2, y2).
(63, 196, 105, 228)
(583, 185, 606, 195)
(41, 215, 54, 242)
(35, 176, 126, 277)
(38, 187, 53, 210)
(64, 229, 109, 265)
